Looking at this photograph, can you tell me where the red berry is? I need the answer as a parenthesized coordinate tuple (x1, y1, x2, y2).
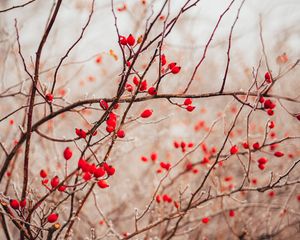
(186, 105, 195, 112)
(156, 195, 161, 203)
(140, 109, 153, 118)
(139, 80, 147, 91)
(150, 152, 157, 162)
(10, 199, 19, 209)
(265, 72, 272, 83)
(125, 83, 133, 92)
(184, 98, 192, 106)
(267, 109, 274, 116)
(168, 62, 176, 70)
(161, 54, 166, 66)
(202, 217, 209, 224)
(171, 66, 181, 74)
(268, 121, 275, 129)
(258, 163, 265, 170)
(100, 100, 109, 110)
(104, 165, 115, 176)
(117, 129, 125, 138)
(230, 145, 238, 155)
(58, 185, 66, 192)
(40, 169, 47, 178)
(127, 34, 135, 46)
(148, 87, 157, 95)
(75, 128, 87, 138)
(94, 167, 105, 178)
(106, 125, 115, 133)
(20, 199, 26, 208)
(83, 172, 92, 181)
(242, 142, 249, 149)
(258, 157, 268, 164)
(63, 147, 73, 160)
(45, 93, 53, 103)
(253, 142, 260, 150)
(274, 151, 284, 157)
(259, 97, 265, 103)
(47, 213, 59, 223)
(97, 180, 109, 189)
(50, 176, 59, 188)
(133, 76, 140, 86)
(229, 210, 235, 217)
(119, 36, 127, 45)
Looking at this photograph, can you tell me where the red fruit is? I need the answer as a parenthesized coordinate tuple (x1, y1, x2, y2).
(89, 164, 97, 174)
(297, 194, 300, 202)
(78, 158, 87, 169)
(186, 162, 193, 171)
(173, 141, 180, 148)
(258, 157, 268, 164)
(40, 169, 47, 178)
(75, 128, 87, 138)
(63, 147, 72, 160)
(162, 194, 172, 203)
(274, 151, 284, 157)
(20, 199, 26, 208)
(184, 98, 192, 106)
(119, 36, 127, 45)
(160, 162, 171, 171)
(141, 156, 148, 162)
(151, 152, 157, 162)
(106, 125, 115, 133)
(259, 96, 265, 103)
(83, 172, 92, 181)
(94, 167, 105, 178)
(97, 180, 109, 189)
(188, 142, 194, 148)
(242, 142, 249, 149)
(161, 54, 166, 66)
(202, 217, 209, 224)
(230, 145, 238, 155)
(268, 191, 275, 198)
(186, 105, 195, 112)
(265, 72, 272, 83)
(267, 109, 274, 116)
(117, 129, 125, 138)
(10, 199, 19, 209)
(50, 176, 59, 188)
(168, 62, 176, 70)
(171, 66, 181, 74)
(127, 34, 135, 46)
(296, 114, 300, 121)
(258, 163, 265, 170)
(139, 80, 147, 91)
(148, 87, 157, 95)
(264, 99, 276, 109)
(47, 213, 59, 223)
(140, 109, 153, 118)
(253, 142, 260, 150)
(42, 179, 49, 185)
(133, 76, 140, 86)
(229, 210, 235, 217)
(45, 93, 53, 103)
(58, 185, 66, 192)
(104, 165, 115, 176)
(125, 83, 133, 92)
(106, 119, 116, 128)
(156, 195, 161, 203)
(268, 121, 275, 129)
(100, 100, 109, 110)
